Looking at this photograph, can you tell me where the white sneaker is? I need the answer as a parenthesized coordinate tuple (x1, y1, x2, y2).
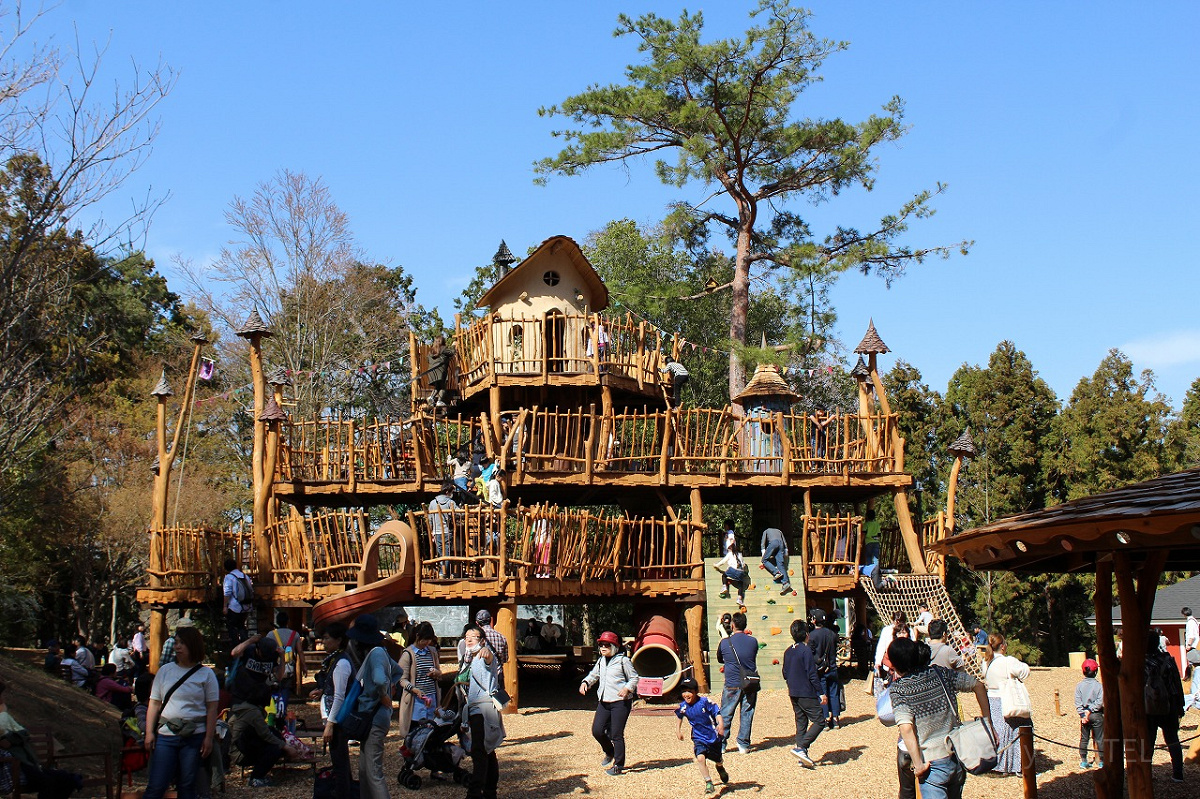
(793, 749, 815, 768)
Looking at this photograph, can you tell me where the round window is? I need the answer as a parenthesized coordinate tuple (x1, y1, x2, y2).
(543, 270, 560, 286)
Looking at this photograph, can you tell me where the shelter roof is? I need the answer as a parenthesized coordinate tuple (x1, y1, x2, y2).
(1086, 574, 1200, 626)
(934, 468, 1200, 572)
(476, 235, 608, 311)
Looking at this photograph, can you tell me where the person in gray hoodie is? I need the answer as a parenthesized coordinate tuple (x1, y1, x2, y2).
(760, 527, 792, 595)
(1074, 658, 1104, 770)
(580, 631, 639, 776)
(426, 483, 457, 578)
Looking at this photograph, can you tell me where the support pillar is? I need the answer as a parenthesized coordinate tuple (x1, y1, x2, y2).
(1093, 559, 1123, 799)
(684, 603, 708, 693)
(148, 609, 168, 673)
(495, 602, 519, 714)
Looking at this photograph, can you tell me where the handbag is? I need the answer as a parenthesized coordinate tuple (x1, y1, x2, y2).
(729, 641, 760, 693)
(999, 670, 1032, 720)
(935, 670, 997, 775)
(876, 686, 896, 726)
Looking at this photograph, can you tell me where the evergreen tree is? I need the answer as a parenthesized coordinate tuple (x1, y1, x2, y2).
(535, 1, 967, 404)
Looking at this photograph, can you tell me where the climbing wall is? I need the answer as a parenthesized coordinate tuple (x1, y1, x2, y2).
(860, 574, 983, 678)
(704, 557, 806, 690)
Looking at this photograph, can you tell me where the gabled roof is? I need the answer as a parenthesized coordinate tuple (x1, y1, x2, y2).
(1088, 575, 1200, 625)
(476, 235, 609, 311)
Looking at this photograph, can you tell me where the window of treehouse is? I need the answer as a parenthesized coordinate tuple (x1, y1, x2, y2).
(542, 270, 560, 286)
(509, 324, 524, 371)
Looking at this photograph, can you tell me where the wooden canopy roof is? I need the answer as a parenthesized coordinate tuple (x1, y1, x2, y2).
(933, 468, 1200, 572)
(476, 235, 609, 311)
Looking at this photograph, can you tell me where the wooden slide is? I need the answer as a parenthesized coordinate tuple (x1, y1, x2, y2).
(311, 520, 418, 629)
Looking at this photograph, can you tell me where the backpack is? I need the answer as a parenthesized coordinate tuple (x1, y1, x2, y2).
(1144, 654, 1175, 716)
(273, 630, 299, 678)
(230, 572, 252, 604)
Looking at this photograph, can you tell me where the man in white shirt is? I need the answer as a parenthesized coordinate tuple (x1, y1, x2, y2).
(1184, 606, 1200, 712)
(74, 636, 96, 670)
(914, 604, 934, 639)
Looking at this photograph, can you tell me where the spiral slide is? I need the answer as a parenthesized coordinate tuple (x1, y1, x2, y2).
(311, 520, 418, 629)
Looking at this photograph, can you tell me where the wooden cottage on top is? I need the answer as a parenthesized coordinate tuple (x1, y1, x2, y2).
(429, 235, 675, 413)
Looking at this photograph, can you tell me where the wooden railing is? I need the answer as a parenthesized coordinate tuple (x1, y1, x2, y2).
(147, 526, 231, 589)
(410, 312, 672, 402)
(266, 510, 368, 587)
(921, 512, 946, 577)
(278, 407, 903, 487)
(802, 513, 864, 580)
(406, 502, 702, 588)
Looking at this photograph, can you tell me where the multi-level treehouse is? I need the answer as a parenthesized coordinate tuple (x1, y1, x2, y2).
(139, 235, 964, 706)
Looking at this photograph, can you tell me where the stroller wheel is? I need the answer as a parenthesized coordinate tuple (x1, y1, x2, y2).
(405, 774, 422, 790)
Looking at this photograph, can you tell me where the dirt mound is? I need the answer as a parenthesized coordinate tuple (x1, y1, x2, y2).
(0, 648, 123, 761)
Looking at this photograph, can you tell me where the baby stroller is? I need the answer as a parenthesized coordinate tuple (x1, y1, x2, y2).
(397, 707, 468, 790)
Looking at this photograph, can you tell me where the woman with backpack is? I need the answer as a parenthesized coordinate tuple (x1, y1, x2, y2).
(328, 615, 401, 799)
(981, 633, 1031, 775)
(579, 631, 639, 776)
(1144, 630, 1186, 783)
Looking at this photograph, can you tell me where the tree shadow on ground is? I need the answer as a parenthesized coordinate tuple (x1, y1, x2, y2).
(508, 730, 573, 744)
(624, 756, 694, 772)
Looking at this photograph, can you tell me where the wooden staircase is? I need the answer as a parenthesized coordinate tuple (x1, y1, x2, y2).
(703, 557, 807, 691)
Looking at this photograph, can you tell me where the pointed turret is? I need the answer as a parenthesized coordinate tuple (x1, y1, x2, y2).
(854, 319, 889, 355)
(236, 309, 273, 339)
(151, 370, 174, 397)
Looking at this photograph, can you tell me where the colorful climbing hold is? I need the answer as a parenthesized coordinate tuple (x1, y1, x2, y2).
(771, 658, 780, 665)
(770, 627, 782, 636)
(761, 615, 768, 620)
(766, 599, 777, 605)
(757, 642, 767, 650)
(786, 606, 794, 613)
(788, 569, 795, 576)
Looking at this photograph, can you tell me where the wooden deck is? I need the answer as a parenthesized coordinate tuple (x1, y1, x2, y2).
(412, 311, 672, 409)
(273, 407, 911, 504)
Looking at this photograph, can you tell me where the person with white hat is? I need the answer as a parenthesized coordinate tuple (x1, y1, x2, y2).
(580, 631, 639, 776)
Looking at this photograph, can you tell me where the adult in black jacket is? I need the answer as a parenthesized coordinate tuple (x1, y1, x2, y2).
(1144, 631, 1185, 783)
(807, 610, 841, 729)
(781, 621, 825, 768)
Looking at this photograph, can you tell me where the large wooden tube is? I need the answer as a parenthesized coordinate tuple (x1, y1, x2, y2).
(632, 605, 682, 693)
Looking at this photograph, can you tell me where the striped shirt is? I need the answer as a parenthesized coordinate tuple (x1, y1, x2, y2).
(413, 647, 437, 696)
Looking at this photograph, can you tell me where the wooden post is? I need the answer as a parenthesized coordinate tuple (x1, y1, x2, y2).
(495, 601, 519, 713)
(636, 321, 646, 390)
(689, 488, 703, 580)
(1113, 549, 1167, 799)
(1019, 724, 1037, 798)
(1093, 558, 1124, 799)
(776, 411, 791, 485)
(585, 402, 596, 484)
(892, 489, 928, 575)
(658, 410, 672, 484)
(684, 603, 708, 693)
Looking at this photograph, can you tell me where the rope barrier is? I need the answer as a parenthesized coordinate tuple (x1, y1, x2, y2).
(1030, 729, 1200, 751)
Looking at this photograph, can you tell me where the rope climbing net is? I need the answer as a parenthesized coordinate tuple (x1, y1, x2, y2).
(861, 574, 984, 679)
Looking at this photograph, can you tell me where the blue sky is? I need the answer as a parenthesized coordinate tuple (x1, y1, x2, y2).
(43, 1, 1200, 408)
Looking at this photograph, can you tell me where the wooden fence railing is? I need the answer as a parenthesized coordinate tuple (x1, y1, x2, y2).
(278, 407, 903, 486)
(920, 512, 946, 577)
(802, 513, 864, 580)
(405, 502, 702, 587)
(408, 312, 672, 402)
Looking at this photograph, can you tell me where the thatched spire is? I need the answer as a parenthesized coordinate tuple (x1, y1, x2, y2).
(150, 370, 174, 397)
(850, 356, 870, 379)
(733, 362, 799, 405)
(267, 367, 293, 387)
(258, 396, 288, 422)
(235, 309, 273, 339)
(949, 429, 977, 458)
(854, 319, 889, 354)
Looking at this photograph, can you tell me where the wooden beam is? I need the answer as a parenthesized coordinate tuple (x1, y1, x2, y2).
(1093, 559, 1124, 799)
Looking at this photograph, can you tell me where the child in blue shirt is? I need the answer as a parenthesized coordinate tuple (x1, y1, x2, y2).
(675, 677, 728, 795)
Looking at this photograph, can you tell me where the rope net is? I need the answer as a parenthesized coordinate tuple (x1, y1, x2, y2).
(860, 574, 984, 679)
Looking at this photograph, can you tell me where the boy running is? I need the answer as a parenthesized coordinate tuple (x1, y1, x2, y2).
(675, 677, 729, 795)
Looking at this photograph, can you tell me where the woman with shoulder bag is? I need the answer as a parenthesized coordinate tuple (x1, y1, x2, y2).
(982, 633, 1031, 774)
(579, 631, 639, 776)
(461, 625, 504, 799)
(143, 627, 220, 799)
(396, 622, 443, 740)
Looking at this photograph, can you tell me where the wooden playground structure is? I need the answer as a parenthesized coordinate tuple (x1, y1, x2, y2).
(138, 234, 974, 707)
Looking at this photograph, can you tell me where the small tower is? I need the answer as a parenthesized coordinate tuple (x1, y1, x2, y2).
(733, 352, 799, 472)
